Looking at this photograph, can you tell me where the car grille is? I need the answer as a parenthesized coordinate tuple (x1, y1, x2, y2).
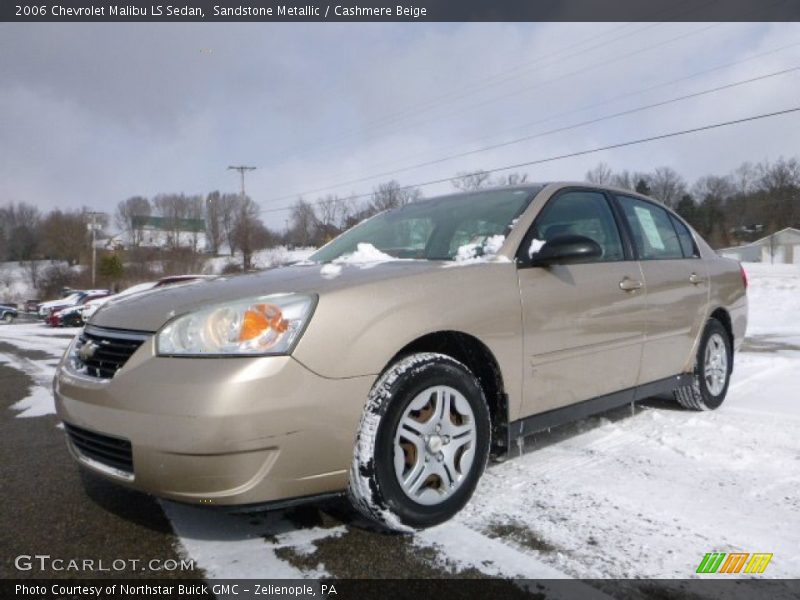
(64, 423, 133, 475)
(71, 325, 150, 379)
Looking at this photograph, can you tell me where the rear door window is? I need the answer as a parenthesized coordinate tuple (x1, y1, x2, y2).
(616, 196, 684, 260)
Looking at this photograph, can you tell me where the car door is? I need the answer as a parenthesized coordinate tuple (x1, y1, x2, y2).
(516, 188, 647, 417)
(613, 195, 709, 384)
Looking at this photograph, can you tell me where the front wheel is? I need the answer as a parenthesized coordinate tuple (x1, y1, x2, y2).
(348, 353, 490, 532)
(674, 318, 732, 411)
(2, 313, 14, 324)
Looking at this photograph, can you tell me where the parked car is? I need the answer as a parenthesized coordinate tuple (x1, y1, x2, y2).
(48, 293, 111, 327)
(39, 289, 110, 320)
(1, 303, 18, 323)
(24, 299, 41, 313)
(54, 184, 747, 531)
(80, 282, 160, 323)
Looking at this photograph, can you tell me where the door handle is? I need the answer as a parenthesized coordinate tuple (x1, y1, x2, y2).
(689, 273, 705, 285)
(619, 277, 643, 291)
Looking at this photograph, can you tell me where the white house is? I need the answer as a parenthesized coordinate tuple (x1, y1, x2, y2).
(130, 215, 208, 251)
(719, 227, 800, 264)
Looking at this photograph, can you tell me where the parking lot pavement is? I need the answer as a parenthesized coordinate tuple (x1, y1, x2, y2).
(0, 334, 200, 579)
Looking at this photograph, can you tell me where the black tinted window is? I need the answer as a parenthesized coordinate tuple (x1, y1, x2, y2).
(530, 191, 624, 262)
(670, 215, 698, 258)
(617, 196, 683, 260)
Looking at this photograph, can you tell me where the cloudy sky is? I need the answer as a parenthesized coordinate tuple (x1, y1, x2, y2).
(1, 21, 799, 229)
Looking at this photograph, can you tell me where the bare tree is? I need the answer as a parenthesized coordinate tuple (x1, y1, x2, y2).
(755, 158, 800, 230)
(493, 172, 529, 186)
(41, 209, 88, 266)
(371, 180, 422, 212)
(3, 203, 43, 289)
(451, 170, 491, 191)
(153, 194, 193, 250)
(185, 195, 204, 253)
(218, 193, 243, 255)
(115, 196, 151, 247)
(315, 194, 349, 243)
(231, 196, 262, 269)
(288, 198, 319, 247)
(649, 167, 687, 208)
(585, 163, 614, 185)
(693, 175, 735, 203)
(731, 162, 757, 197)
(610, 170, 635, 191)
(204, 191, 224, 255)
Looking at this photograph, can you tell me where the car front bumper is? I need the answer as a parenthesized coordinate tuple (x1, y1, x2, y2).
(54, 334, 374, 506)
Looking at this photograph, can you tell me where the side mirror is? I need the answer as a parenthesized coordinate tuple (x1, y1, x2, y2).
(527, 234, 602, 267)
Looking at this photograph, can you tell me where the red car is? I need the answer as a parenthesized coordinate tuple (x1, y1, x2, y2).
(47, 293, 110, 327)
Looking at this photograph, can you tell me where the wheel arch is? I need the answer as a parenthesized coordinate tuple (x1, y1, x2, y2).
(708, 306, 734, 368)
(385, 330, 509, 457)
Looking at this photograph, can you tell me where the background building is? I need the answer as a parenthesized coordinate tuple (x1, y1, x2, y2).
(719, 227, 800, 264)
(131, 215, 207, 252)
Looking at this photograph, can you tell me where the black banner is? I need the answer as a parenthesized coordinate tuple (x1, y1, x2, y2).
(5, 579, 800, 600)
(2, 0, 800, 23)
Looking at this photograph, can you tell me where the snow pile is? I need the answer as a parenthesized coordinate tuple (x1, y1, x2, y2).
(0, 261, 37, 304)
(161, 501, 344, 578)
(333, 243, 395, 264)
(741, 262, 800, 335)
(0, 323, 75, 418)
(451, 235, 511, 266)
(319, 263, 343, 278)
(528, 238, 547, 257)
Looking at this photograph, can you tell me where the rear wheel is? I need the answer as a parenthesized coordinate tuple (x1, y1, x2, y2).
(674, 318, 732, 411)
(2, 313, 14, 324)
(348, 353, 490, 532)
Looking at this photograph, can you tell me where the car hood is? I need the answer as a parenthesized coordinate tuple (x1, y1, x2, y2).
(90, 260, 461, 332)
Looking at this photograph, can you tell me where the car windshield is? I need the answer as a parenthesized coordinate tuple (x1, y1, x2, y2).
(310, 187, 541, 262)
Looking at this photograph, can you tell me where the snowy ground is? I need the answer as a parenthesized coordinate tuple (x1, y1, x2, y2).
(1, 262, 798, 583)
(203, 247, 316, 275)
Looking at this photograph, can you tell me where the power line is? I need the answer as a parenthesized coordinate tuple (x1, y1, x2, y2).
(259, 106, 800, 215)
(279, 0, 788, 165)
(265, 22, 654, 162)
(275, 21, 728, 166)
(329, 37, 800, 182)
(264, 66, 800, 202)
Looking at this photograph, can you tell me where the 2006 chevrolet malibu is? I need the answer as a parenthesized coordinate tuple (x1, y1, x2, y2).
(54, 183, 747, 531)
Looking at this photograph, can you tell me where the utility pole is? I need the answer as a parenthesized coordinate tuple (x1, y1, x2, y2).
(86, 211, 103, 288)
(227, 166, 257, 269)
(228, 165, 256, 201)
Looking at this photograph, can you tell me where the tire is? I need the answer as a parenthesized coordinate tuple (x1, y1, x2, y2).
(674, 318, 732, 411)
(348, 353, 491, 532)
(2, 313, 14, 324)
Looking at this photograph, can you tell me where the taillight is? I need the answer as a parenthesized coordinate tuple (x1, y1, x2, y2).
(740, 263, 748, 291)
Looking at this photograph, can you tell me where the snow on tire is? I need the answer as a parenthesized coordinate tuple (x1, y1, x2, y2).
(674, 318, 732, 411)
(347, 352, 491, 532)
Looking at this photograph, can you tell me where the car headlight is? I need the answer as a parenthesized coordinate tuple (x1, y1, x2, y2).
(156, 293, 316, 356)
